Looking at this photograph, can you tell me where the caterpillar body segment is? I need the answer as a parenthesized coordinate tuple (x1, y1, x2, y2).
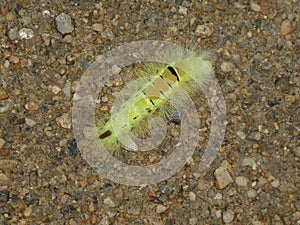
(97, 51, 213, 154)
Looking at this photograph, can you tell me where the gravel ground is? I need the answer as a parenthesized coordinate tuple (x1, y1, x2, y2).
(0, 0, 299, 224)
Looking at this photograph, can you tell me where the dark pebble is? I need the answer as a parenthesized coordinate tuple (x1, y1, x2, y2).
(61, 204, 78, 219)
(23, 192, 38, 206)
(267, 98, 280, 107)
(275, 77, 290, 92)
(160, 185, 174, 196)
(18, 118, 26, 125)
(68, 138, 78, 157)
(168, 111, 181, 124)
(11, 194, 19, 203)
(0, 190, 10, 202)
(166, 218, 175, 225)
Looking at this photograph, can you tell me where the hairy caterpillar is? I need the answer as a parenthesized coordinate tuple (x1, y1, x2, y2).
(97, 49, 213, 155)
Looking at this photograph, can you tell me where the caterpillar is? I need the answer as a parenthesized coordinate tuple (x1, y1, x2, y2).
(97, 49, 214, 155)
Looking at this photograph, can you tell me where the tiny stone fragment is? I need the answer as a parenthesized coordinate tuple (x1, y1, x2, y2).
(0, 98, 12, 113)
(250, 2, 261, 12)
(189, 217, 198, 225)
(235, 176, 248, 186)
(214, 166, 233, 189)
(246, 131, 262, 141)
(178, 6, 188, 15)
(56, 113, 72, 129)
(25, 118, 36, 127)
(10, 55, 19, 64)
(0, 138, 5, 149)
(293, 147, 300, 157)
(25, 102, 39, 111)
(221, 61, 235, 72)
(92, 23, 103, 32)
(242, 158, 257, 170)
(18, 28, 34, 39)
(24, 206, 32, 217)
(68, 138, 78, 157)
(188, 192, 196, 201)
(271, 179, 280, 188)
(8, 27, 18, 40)
(223, 209, 235, 223)
(156, 204, 168, 213)
(50, 85, 61, 94)
(280, 19, 293, 35)
(55, 13, 74, 34)
(0, 87, 9, 100)
(284, 94, 296, 104)
(195, 24, 213, 37)
(103, 197, 118, 207)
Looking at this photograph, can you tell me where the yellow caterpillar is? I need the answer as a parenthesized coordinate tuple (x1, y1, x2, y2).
(97, 50, 213, 154)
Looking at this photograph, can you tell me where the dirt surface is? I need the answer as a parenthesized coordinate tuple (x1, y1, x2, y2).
(0, 0, 299, 224)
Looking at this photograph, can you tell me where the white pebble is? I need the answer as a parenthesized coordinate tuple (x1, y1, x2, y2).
(188, 192, 196, 201)
(25, 118, 36, 127)
(235, 176, 248, 186)
(271, 179, 280, 188)
(156, 204, 168, 213)
(19, 28, 34, 39)
(223, 209, 235, 223)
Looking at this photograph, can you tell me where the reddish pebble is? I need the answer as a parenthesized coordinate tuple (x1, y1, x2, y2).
(2, 8, 8, 16)
(280, 19, 293, 35)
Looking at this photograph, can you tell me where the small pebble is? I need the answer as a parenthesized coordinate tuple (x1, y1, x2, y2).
(0, 138, 5, 149)
(24, 207, 32, 217)
(271, 179, 280, 188)
(246, 131, 262, 141)
(103, 197, 118, 207)
(214, 166, 233, 189)
(68, 138, 78, 157)
(0, 190, 9, 202)
(50, 85, 61, 94)
(160, 186, 174, 196)
(284, 94, 296, 104)
(280, 19, 293, 35)
(221, 61, 235, 72)
(247, 189, 257, 198)
(55, 13, 74, 34)
(236, 131, 246, 140)
(56, 113, 72, 129)
(0, 87, 9, 100)
(4, 60, 10, 68)
(25, 118, 36, 127)
(42, 9, 50, 16)
(0, 99, 11, 113)
(0, 173, 9, 184)
(189, 217, 198, 225)
(10, 55, 19, 64)
(18, 28, 34, 39)
(223, 209, 235, 223)
(235, 176, 248, 186)
(8, 27, 18, 40)
(250, 2, 261, 12)
(215, 209, 222, 218)
(188, 192, 196, 201)
(92, 23, 104, 32)
(242, 158, 257, 170)
(156, 204, 168, 213)
(25, 102, 39, 111)
(293, 147, 300, 157)
(178, 6, 188, 16)
(195, 24, 213, 37)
